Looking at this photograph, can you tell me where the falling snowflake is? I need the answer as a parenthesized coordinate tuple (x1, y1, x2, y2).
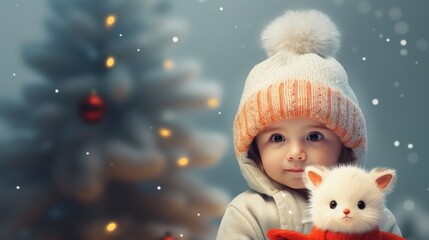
(403, 200, 415, 211)
(394, 141, 400, 147)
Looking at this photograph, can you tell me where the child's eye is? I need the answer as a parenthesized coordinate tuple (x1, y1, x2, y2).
(270, 134, 285, 142)
(307, 132, 323, 141)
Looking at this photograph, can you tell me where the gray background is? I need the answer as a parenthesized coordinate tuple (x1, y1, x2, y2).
(1, 0, 428, 226)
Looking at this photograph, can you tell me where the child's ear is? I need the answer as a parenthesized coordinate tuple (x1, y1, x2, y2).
(370, 168, 396, 193)
(304, 166, 327, 191)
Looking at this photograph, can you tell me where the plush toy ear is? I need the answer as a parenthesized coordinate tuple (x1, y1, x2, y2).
(304, 166, 327, 191)
(370, 168, 396, 193)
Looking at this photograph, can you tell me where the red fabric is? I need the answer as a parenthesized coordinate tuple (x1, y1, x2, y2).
(267, 227, 406, 240)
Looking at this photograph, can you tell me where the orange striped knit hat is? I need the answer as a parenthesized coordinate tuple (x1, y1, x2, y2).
(233, 10, 367, 165)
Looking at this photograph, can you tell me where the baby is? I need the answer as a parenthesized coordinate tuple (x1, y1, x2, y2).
(216, 10, 402, 239)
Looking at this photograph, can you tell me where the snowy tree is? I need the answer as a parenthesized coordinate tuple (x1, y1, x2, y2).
(0, 0, 228, 239)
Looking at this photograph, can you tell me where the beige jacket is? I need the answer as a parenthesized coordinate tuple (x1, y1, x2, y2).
(216, 155, 402, 240)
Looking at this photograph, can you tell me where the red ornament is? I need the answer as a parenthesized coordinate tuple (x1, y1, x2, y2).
(161, 232, 176, 240)
(79, 92, 105, 123)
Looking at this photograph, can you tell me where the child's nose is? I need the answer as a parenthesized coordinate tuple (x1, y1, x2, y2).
(286, 142, 306, 161)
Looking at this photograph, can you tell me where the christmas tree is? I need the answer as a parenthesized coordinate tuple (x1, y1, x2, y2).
(0, 0, 228, 239)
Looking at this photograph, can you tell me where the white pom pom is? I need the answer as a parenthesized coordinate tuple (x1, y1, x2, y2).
(261, 10, 341, 57)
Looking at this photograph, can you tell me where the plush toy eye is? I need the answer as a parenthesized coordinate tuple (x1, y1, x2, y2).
(330, 200, 337, 209)
(357, 200, 366, 209)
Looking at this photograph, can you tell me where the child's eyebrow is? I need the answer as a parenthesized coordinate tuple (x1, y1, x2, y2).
(306, 125, 329, 130)
(259, 126, 285, 135)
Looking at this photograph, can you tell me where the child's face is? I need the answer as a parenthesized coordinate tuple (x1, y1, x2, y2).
(255, 118, 343, 189)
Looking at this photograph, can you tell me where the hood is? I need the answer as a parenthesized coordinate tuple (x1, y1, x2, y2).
(236, 152, 283, 196)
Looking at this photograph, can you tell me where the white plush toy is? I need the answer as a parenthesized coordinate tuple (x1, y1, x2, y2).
(267, 165, 405, 240)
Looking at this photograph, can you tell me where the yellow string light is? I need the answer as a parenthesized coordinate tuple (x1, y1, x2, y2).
(105, 56, 116, 68)
(177, 157, 189, 167)
(207, 98, 219, 108)
(159, 128, 171, 138)
(163, 59, 175, 70)
(105, 221, 117, 233)
(105, 15, 117, 28)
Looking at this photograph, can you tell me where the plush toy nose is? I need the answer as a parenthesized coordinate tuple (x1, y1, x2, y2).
(343, 209, 350, 215)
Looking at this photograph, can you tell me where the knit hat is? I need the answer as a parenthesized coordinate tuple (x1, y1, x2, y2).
(233, 10, 367, 165)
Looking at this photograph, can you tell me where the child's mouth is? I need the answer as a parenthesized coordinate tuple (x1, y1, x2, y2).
(285, 169, 304, 172)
